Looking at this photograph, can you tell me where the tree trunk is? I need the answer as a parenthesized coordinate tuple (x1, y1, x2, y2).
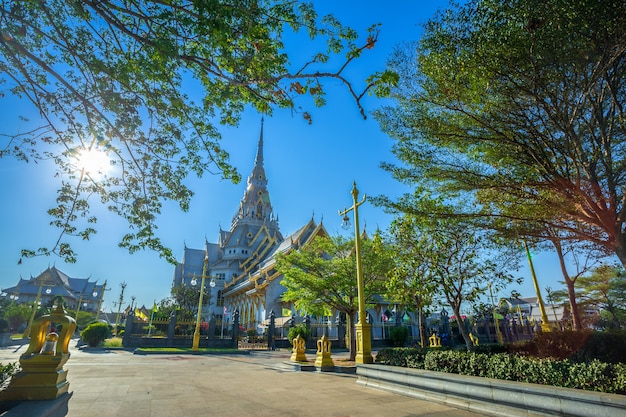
(613, 232, 626, 269)
(418, 306, 427, 348)
(552, 239, 582, 330)
(451, 304, 473, 351)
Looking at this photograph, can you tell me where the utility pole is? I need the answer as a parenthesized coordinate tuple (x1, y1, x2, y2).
(95, 280, 109, 321)
(114, 282, 127, 337)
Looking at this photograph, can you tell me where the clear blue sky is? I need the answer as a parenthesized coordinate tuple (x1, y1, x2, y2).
(0, 1, 591, 313)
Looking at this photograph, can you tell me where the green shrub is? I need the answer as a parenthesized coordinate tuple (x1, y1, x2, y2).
(80, 322, 111, 347)
(377, 347, 626, 394)
(389, 326, 409, 347)
(375, 347, 427, 367)
(287, 324, 310, 343)
(0, 362, 19, 386)
(473, 343, 507, 355)
(0, 318, 8, 333)
(423, 349, 462, 373)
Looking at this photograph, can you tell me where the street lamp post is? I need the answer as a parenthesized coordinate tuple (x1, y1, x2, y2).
(114, 282, 127, 337)
(75, 290, 98, 319)
(24, 280, 53, 338)
(339, 181, 373, 364)
(191, 254, 216, 351)
(488, 283, 504, 344)
(523, 241, 551, 332)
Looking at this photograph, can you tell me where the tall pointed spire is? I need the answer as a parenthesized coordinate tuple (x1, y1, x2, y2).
(254, 117, 264, 167)
(231, 118, 277, 230)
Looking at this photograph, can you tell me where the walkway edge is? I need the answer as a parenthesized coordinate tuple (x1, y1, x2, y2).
(356, 364, 626, 417)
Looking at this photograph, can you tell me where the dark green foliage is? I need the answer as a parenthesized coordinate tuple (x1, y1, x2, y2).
(287, 324, 310, 343)
(375, 347, 429, 368)
(80, 321, 111, 347)
(0, 318, 8, 333)
(472, 343, 507, 355)
(0, 362, 19, 386)
(389, 326, 409, 347)
(376, 348, 626, 394)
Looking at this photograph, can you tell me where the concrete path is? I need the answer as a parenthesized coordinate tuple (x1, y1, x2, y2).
(1, 342, 486, 417)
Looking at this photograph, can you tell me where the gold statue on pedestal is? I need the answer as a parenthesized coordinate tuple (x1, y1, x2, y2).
(314, 335, 334, 370)
(0, 303, 76, 401)
(290, 334, 307, 362)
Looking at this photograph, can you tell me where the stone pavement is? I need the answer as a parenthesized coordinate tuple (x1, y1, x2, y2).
(1, 341, 486, 417)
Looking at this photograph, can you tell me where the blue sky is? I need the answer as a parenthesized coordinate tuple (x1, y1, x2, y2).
(0, 1, 590, 313)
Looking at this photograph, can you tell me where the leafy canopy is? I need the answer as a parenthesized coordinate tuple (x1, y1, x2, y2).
(0, 0, 392, 262)
(375, 0, 626, 265)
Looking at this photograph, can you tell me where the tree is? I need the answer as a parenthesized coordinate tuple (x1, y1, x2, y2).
(167, 283, 209, 321)
(1, 0, 393, 263)
(576, 265, 626, 329)
(2, 303, 31, 332)
(386, 212, 437, 347)
(379, 191, 521, 351)
(375, 0, 626, 268)
(275, 233, 391, 360)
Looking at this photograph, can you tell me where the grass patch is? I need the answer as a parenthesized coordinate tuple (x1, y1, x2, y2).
(136, 347, 237, 353)
(102, 337, 123, 348)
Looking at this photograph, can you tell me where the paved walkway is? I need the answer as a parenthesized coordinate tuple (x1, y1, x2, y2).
(1, 341, 486, 417)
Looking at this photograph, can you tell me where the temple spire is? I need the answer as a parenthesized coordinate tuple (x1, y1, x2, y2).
(255, 117, 264, 167)
(231, 118, 276, 230)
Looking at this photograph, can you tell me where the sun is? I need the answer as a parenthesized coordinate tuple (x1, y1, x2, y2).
(77, 148, 111, 176)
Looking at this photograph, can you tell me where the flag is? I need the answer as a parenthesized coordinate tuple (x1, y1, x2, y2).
(135, 308, 147, 321)
(152, 301, 158, 312)
(282, 307, 291, 317)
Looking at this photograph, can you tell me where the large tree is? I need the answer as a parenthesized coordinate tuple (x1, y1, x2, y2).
(386, 211, 437, 347)
(1, 0, 391, 263)
(375, 0, 626, 267)
(576, 265, 626, 329)
(275, 233, 391, 360)
(378, 191, 520, 350)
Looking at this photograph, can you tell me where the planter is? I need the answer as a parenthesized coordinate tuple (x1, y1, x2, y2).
(356, 364, 626, 417)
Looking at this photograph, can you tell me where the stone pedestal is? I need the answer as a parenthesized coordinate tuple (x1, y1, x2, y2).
(314, 335, 334, 370)
(290, 335, 307, 362)
(0, 304, 76, 401)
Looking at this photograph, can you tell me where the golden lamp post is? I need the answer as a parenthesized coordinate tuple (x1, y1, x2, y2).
(523, 241, 551, 332)
(488, 282, 504, 344)
(23, 279, 53, 338)
(339, 181, 373, 364)
(191, 254, 216, 351)
(75, 288, 99, 319)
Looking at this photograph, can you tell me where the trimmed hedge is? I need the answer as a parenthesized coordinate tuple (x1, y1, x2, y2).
(80, 322, 111, 347)
(375, 347, 626, 394)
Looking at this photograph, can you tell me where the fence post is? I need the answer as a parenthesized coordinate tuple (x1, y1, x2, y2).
(122, 310, 134, 346)
(167, 310, 176, 344)
(303, 314, 312, 348)
(268, 310, 275, 351)
(232, 309, 239, 349)
(337, 312, 346, 348)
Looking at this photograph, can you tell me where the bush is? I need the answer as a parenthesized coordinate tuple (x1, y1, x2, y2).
(377, 347, 626, 394)
(287, 324, 310, 343)
(389, 326, 409, 347)
(0, 362, 19, 387)
(0, 318, 8, 334)
(376, 347, 428, 367)
(80, 322, 111, 347)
